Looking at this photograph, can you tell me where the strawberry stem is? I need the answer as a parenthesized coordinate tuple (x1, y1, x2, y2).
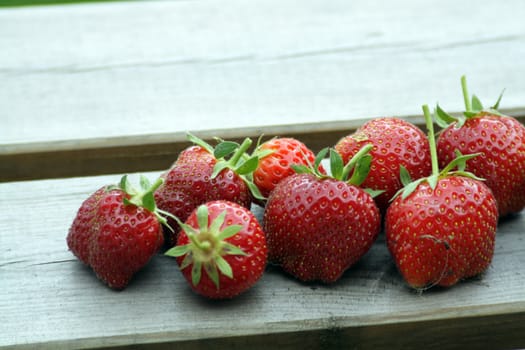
(422, 105, 439, 177)
(148, 177, 164, 194)
(186, 132, 214, 154)
(115, 175, 177, 231)
(230, 138, 253, 166)
(461, 75, 472, 113)
(341, 144, 373, 180)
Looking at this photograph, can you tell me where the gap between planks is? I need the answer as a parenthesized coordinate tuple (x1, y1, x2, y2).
(2, 110, 524, 183)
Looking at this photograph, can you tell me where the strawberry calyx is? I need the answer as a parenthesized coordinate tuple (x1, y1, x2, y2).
(108, 175, 175, 231)
(291, 144, 382, 197)
(394, 105, 484, 200)
(185, 132, 216, 154)
(434, 75, 506, 129)
(187, 133, 265, 201)
(249, 134, 278, 161)
(165, 204, 247, 289)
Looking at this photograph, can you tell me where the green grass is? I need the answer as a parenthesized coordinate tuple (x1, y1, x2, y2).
(0, 0, 128, 7)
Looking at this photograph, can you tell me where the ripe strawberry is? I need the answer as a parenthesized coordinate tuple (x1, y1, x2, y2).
(253, 137, 325, 199)
(385, 105, 499, 289)
(335, 117, 432, 213)
(154, 134, 263, 246)
(166, 201, 268, 299)
(67, 175, 168, 289)
(435, 76, 525, 217)
(175, 145, 215, 165)
(263, 146, 381, 283)
(67, 187, 107, 265)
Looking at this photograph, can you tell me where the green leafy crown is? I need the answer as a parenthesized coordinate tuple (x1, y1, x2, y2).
(434, 75, 506, 129)
(291, 144, 383, 198)
(393, 105, 484, 200)
(165, 204, 247, 289)
(108, 175, 176, 231)
(186, 133, 265, 201)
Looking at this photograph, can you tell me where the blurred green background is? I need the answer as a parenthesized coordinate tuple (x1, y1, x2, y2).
(0, 0, 126, 6)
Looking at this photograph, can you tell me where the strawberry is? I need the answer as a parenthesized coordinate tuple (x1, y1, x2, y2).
(253, 137, 325, 199)
(385, 105, 499, 289)
(67, 175, 168, 289)
(435, 76, 525, 217)
(67, 187, 107, 266)
(174, 145, 215, 165)
(154, 134, 263, 246)
(263, 146, 381, 283)
(166, 201, 268, 299)
(335, 117, 432, 213)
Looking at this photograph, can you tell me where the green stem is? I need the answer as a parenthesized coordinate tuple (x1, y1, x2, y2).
(187, 232, 206, 251)
(341, 143, 373, 180)
(186, 132, 214, 154)
(422, 104, 439, 177)
(461, 75, 471, 112)
(149, 177, 164, 193)
(229, 138, 253, 166)
(124, 176, 163, 209)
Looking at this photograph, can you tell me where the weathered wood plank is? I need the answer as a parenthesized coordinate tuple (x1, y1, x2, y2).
(1, 173, 524, 349)
(1, 0, 525, 180)
(2, 113, 525, 182)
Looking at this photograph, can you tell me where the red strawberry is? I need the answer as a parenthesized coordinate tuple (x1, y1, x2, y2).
(263, 146, 381, 283)
(175, 145, 215, 165)
(435, 76, 525, 217)
(335, 117, 432, 213)
(154, 134, 263, 246)
(67, 187, 107, 265)
(166, 201, 268, 299)
(385, 105, 499, 289)
(253, 137, 325, 199)
(67, 175, 168, 289)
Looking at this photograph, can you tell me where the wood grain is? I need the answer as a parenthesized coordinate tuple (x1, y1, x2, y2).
(1, 173, 524, 349)
(1, 0, 525, 180)
(1, 0, 525, 348)
(2, 112, 525, 182)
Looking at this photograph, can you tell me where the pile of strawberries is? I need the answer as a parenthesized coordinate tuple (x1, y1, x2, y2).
(67, 76, 525, 298)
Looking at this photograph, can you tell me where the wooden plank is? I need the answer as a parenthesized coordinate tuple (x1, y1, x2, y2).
(1, 0, 525, 180)
(0, 118, 370, 182)
(2, 112, 525, 182)
(1, 173, 525, 349)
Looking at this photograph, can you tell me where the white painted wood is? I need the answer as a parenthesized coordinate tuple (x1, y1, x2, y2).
(0, 173, 524, 349)
(1, 0, 524, 146)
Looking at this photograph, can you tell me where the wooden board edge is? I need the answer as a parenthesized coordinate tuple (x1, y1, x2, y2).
(2, 111, 524, 182)
(9, 308, 525, 350)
